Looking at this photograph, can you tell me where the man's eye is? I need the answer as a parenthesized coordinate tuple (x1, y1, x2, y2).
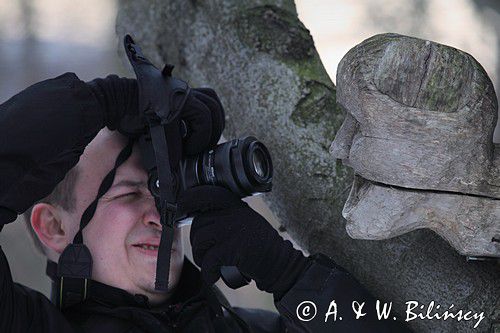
(116, 192, 138, 199)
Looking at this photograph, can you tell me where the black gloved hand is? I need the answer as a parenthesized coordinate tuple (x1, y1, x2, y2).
(181, 88, 225, 156)
(158, 87, 225, 175)
(87, 76, 224, 154)
(177, 185, 311, 299)
(86, 75, 141, 135)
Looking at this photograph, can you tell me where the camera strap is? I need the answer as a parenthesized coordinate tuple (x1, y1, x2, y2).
(124, 34, 190, 292)
(149, 123, 177, 291)
(53, 138, 135, 309)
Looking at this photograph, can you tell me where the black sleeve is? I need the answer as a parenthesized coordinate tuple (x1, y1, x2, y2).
(0, 73, 143, 331)
(274, 254, 413, 332)
(0, 72, 104, 226)
(0, 73, 105, 331)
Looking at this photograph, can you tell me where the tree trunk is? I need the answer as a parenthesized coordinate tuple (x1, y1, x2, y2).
(116, 1, 499, 332)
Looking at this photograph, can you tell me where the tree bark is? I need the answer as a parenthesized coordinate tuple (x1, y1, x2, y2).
(116, 2, 499, 332)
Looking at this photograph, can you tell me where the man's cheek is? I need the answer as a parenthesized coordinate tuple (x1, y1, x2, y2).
(99, 201, 143, 227)
(84, 205, 138, 253)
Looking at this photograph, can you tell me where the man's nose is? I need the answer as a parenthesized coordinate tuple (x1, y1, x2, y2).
(141, 196, 162, 230)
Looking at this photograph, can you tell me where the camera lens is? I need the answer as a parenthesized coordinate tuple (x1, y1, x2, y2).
(179, 136, 273, 197)
(252, 148, 268, 178)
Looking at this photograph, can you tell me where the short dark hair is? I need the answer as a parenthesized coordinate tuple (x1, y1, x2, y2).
(22, 166, 80, 255)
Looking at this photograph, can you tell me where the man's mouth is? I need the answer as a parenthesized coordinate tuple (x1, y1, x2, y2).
(132, 243, 160, 258)
(133, 244, 159, 251)
(131, 241, 176, 256)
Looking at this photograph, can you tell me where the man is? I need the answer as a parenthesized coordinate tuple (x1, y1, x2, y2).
(28, 128, 186, 304)
(0, 73, 411, 332)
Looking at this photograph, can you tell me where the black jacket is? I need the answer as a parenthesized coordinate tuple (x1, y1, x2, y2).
(0, 246, 410, 332)
(0, 73, 411, 332)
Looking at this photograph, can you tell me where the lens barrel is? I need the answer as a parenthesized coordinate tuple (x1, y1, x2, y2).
(179, 136, 272, 197)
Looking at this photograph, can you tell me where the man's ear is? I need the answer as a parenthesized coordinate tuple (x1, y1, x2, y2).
(31, 203, 69, 254)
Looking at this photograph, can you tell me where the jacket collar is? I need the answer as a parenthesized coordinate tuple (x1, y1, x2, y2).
(48, 257, 207, 310)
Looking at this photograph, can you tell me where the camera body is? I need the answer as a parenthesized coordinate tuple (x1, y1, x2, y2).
(139, 134, 273, 217)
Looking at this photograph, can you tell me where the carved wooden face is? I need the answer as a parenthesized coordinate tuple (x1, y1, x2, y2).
(330, 33, 500, 258)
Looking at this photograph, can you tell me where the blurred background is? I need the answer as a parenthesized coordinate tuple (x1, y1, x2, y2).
(0, 0, 498, 313)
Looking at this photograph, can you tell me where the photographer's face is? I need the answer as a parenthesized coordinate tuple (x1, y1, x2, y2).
(60, 129, 184, 304)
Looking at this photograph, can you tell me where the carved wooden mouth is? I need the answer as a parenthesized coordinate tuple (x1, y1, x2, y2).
(342, 175, 500, 259)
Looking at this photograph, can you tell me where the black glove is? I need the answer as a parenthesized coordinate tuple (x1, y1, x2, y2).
(86, 75, 140, 135)
(87, 76, 225, 155)
(181, 88, 225, 155)
(177, 185, 311, 299)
